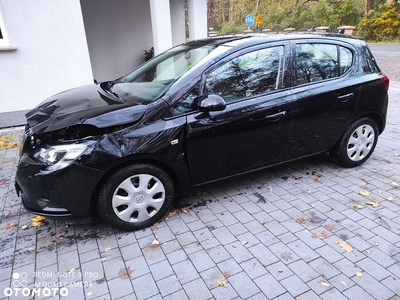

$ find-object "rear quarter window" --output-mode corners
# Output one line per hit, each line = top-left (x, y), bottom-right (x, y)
(360, 46), (381, 74)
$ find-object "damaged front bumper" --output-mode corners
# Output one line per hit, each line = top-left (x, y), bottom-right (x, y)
(15, 153), (106, 218)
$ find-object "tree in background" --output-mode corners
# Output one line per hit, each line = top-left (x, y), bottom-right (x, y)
(207, 0), (400, 40)
(358, 0), (400, 40)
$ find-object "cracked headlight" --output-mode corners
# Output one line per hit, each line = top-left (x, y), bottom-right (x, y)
(33, 143), (89, 172)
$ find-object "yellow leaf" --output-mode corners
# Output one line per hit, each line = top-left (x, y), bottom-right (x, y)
(366, 201), (379, 208)
(28, 247), (35, 253)
(32, 221), (43, 227)
(31, 215), (46, 227)
(104, 247), (111, 252)
(69, 268), (75, 273)
(87, 291), (93, 296)
(181, 207), (190, 214)
(353, 205), (361, 211)
(387, 197), (394, 202)
(217, 279), (228, 288)
(268, 186), (273, 191)
(336, 240), (353, 252)
(359, 190), (370, 196)
(356, 272), (363, 277)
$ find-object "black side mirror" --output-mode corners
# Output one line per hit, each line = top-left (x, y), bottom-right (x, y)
(198, 95), (226, 112)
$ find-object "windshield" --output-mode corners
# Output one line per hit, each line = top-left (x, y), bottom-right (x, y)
(111, 43), (219, 103)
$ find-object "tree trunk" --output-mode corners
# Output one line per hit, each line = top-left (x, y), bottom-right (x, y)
(366, 0), (374, 12)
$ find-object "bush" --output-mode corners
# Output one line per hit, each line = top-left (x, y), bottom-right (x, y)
(359, 0), (400, 41)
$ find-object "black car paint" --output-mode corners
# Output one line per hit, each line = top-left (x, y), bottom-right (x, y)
(15, 33), (388, 220)
(26, 84), (147, 134)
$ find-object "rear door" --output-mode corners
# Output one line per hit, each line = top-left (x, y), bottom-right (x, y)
(288, 41), (360, 159)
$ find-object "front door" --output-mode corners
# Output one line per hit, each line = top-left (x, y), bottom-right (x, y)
(185, 44), (296, 185)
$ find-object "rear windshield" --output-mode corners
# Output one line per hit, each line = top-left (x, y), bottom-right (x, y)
(111, 44), (219, 103)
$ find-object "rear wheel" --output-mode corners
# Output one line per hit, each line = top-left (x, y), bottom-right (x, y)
(330, 118), (378, 168)
(98, 164), (174, 231)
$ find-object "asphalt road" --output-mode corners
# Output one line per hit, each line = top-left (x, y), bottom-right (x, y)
(368, 43), (400, 81)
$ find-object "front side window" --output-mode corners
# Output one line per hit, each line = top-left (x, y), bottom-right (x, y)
(206, 46), (284, 103)
(295, 43), (354, 85)
(110, 43), (221, 103)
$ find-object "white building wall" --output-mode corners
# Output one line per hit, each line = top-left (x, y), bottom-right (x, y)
(188, 0), (208, 40)
(170, 0), (186, 46)
(80, 0), (153, 82)
(149, 0), (173, 55)
(0, 0), (93, 113)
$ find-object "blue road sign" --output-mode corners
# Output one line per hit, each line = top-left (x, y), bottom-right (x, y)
(245, 14), (255, 27)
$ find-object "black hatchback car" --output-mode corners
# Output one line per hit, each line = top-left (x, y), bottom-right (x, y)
(15, 33), (389, 231)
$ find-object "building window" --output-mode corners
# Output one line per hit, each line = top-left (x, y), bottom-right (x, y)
(0, 9), (10, 47)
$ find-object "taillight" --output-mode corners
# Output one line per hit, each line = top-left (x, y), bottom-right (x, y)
(381, 74), (390, 91)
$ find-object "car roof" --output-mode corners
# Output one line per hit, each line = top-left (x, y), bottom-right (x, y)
(189, 32), (366, 49)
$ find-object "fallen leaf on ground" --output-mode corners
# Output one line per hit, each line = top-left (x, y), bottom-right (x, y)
(390, 274), (397, 280)
(0, 136), (18, 150)
(366, 201), (380, 208)
(355, 272), (363, 277)
(353, 205), (362, 211)
(167, 209), (178, 218)
(0, 181), (4, 185)
(20, 225), (28, 230)
(181, 207), (190, 214)
(54, 235), (66, 242)
(216, 279), (228, 288)
(28, 247), (35, 253)
(341, 281), (347, 286)
(325, 224), (335, 231)
(319, 281), (330, 287)
(69, 268), (75, 273)
(268, 186), (273, 191)
(387, 197), (394, 202)
(241, 241), (248, 246)
(336, 240), (353, 252)
(31, 215), (46, 227)
(87, 292), (93, 296)
(391, 182), (398, 187)
(359, 190), (370, 196)
(5, 223), (16, 229)
(150, 239), (160, 249)
(314, 177), (320, 182)
(296, 217), (305, 224)
(312, 232), (319, 238)
(104, 247), (111, 252)
(222, 271), (231, 278)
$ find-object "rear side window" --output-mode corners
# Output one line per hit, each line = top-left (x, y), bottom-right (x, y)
(295, 43), (353, 85)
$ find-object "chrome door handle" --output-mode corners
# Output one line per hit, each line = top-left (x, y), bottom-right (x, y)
(337, 93), (354, 102)
(265, 111), (286, 121)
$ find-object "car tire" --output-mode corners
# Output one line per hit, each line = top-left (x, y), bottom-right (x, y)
(330, 117), (379, 168)
(98, 164), (174, 231)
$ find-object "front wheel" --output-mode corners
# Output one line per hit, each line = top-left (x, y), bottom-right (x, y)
(330, 118), (379, 168)
(98, 164), (174, 231)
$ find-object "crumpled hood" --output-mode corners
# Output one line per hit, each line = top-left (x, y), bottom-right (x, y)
(26, 84), (147, 134)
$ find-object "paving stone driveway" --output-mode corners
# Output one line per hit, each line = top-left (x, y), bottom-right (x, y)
(0, 79), (399, 299)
